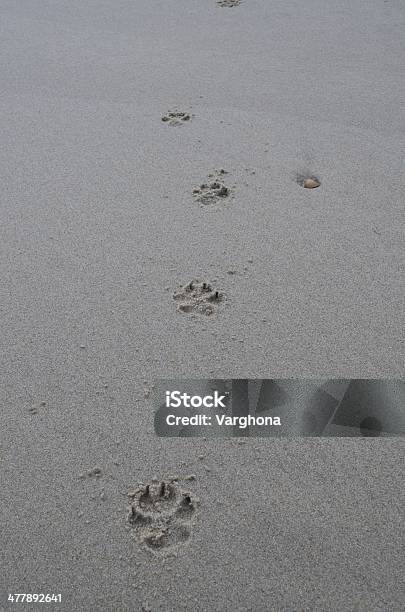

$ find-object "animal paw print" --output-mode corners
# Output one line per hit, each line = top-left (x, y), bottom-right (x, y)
(161, 111), (192, 126)
(128, 480), (198, 552)
(193, 169), (231, 205)
(173, 280), (224, 316)
(217, 0), (241, 7)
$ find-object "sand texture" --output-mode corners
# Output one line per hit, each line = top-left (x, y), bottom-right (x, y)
(1, 1), (404, 610)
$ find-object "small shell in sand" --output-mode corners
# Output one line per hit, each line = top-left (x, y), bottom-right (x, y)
(303, 178), (320, 189)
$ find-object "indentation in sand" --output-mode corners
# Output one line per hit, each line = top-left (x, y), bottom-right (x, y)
(29, 400), (47, 415)
(79, 466), (102, 479)
(161, 111), (192, 126)
(173, 280), (224, 316)
(193, 169), (231, 205)
(128, 480), (198, 553)
(217, 0), (241, 7)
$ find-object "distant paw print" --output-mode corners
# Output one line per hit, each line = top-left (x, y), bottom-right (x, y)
(128, 480), (198, 552)
(217, 0), (241, 7)
(161, 111), (192, 126)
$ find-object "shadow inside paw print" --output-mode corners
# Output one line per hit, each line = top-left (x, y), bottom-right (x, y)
(173, 280), (224, 316)
(128, 480), (198, 552)
(162, 111), (192, 126)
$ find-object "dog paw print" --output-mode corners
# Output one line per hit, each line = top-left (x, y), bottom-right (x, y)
(193, 170), (231, 205)
(128, 480), (198, 553)
(161, 111), (192, 126)
(217, 0), (242, 7)
(173, 280), (224, 316)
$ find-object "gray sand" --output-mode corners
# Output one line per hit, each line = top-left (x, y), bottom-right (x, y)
(0, 1), (404, 610)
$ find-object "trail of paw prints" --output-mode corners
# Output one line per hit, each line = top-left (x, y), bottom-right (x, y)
(217, 0), (242, 7)
(128, 479), (198, 553)
(193, 169), (232, 206)
(173, 280), (224, 316)
(161, 110), (192, 126)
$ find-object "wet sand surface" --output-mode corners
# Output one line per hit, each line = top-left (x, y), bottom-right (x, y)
(1, 1), (404, 610)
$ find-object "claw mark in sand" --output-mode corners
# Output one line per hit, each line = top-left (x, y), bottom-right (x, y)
(161, 111), (192, 126)
(173, 280), (224, 316)
(128, 479), (198, 553)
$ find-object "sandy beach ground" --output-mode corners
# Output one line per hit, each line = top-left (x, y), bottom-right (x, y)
(1, 1), (404, 610)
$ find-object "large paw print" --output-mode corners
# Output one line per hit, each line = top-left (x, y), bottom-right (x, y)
(128, 480), (198, 552)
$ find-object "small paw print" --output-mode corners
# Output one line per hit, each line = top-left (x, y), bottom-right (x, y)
(217, 0), (242, 7)
(161, 111), (192, 126)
